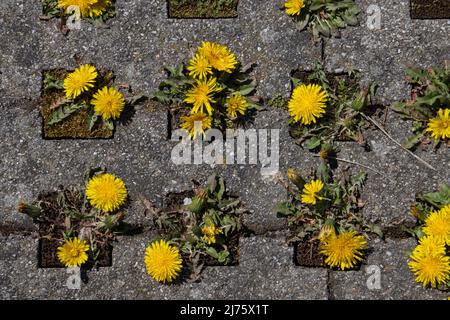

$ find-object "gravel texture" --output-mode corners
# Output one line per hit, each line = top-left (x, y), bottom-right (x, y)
(0, 0), (449, 300)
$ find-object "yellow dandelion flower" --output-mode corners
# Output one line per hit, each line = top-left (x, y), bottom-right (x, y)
(58, 0), (98, 17)
(145, 240), (182, 283)
(198, 41), (237, 73)
(180, 112), (212, 139)
(288, 83), (328, 125)
(91, 87), (125, 121)
(184, 77), (220, 115)
(226, 92), (248, 118)
(88, 0), (111, 17)
(187, 53), (212, 80)
(426, 108), (450, 140)
(57, 237), (89, 267)
(409, 250), (450, 288)
(85, 173), (127, 212)
(414, 236), (447, 256)
(320, 230), (367, 270)
(301, 179), (324, 205)
(201, 224), (223, 245)
(423, 205), (450, 245)
(63, 64), (98, 100)
(285, 0), (305, 16)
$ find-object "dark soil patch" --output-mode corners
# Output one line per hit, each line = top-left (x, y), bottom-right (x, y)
(41, 69), (115, 139)
(160, 190), (241, 267)
(38, 238), (112, 268)
(168, 0), (239, 18)
(36, 189), (113, 268)
(288, 69), (360, 144)
(290, 70), (359, 94)
(167, 103), (257, 141)
(411, 0), (450, 19)
(163, 190), (196, 210)
(382, 225), (413, 239)
(294, 239), (326, 268)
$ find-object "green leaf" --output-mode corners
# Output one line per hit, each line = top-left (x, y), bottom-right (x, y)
(48, 103), (85, 125)
(296, 13), (310, 31)
(317, 162), (330, 183)
(415, 93), (443, 106)
(237, 82), (256, 96)
(127, 94), (146, 106)
(42, 0), (61, 17)
(276, 202), (295, 217)
(217, 178), (226, 201)
(291, 77), (302, 87)
(152, 91), (171, 104)
(246, 100), (263, 110)
(205, 247), (220, 259)
(421, 184), (450, 208)
(305, 136), (321, 150)
(217, 250), (230, 264)
(316, 19), (331, 37)
(367, 224), (383, 238)
(405, 68), (425, 82)
(343, 11), (358, 26)
(104, 119), (114, 131)
(401, 134), (422, 150)
(309, 3), (326, 11)
(43, 73), (64, 91)
(88, 112), (99, 131)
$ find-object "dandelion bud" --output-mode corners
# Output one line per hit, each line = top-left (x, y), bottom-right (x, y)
(410, 205), (427, 222)
(287, 168), (306, 190)
(319, 149), (328, 160)
(319, 220), (336, 241)
(18, 201), (42, 218)
(188, 196), (205, 214)
(351, 89), (369, 112)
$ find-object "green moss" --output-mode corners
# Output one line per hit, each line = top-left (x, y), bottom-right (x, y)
(168, 0), (239, 18)
(41, 69), (115, 139)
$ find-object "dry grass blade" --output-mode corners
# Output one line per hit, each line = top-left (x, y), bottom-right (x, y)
(312, 154), (396, 183)
(361, 113), (437, 172)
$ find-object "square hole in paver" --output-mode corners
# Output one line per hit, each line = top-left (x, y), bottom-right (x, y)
(411, 0), (450, 19)
(167, 106), (258, 141)
(38, 238), (112, 268)
(168, 0), (239, 18)
(160, 190), (241, 267)
(41, 69), (115, 139)
(294, 240), (325, 268)
(41, 0), (117, 27)
(35, 190), (113, 268)
(288, 69), (363, 144)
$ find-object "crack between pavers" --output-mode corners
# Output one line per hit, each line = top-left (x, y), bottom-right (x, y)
(326, 269), (335, 300)
(320, 38), (325, 63)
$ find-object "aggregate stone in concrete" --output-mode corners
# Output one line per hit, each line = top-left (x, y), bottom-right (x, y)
(335, 124), (449, 227)
(1, 0), (450, 300)
(161, 107), (323, 234)
(0, 1), (42, 99)
(0, 234), (328, 299)
(0, 98), (174, 227)
(321, 0), (450, 227)
(324, 0), (450, 105)
(329, 238), (449, 300)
